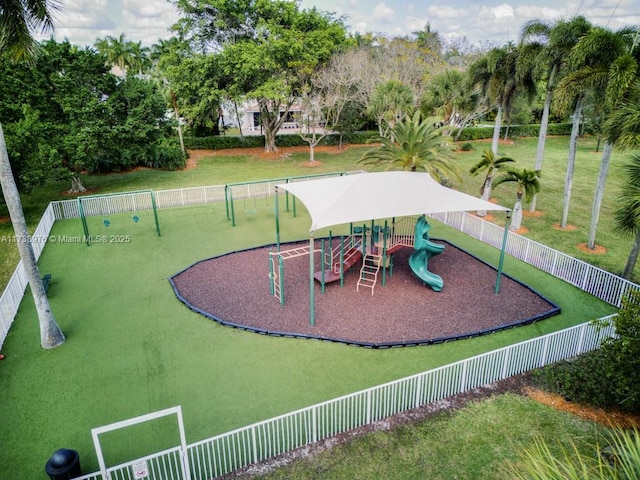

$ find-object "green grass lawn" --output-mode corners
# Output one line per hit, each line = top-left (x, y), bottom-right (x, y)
(2, 135), (638, 290)
(0, 134), (635, 479)
(0, 198), (616, 479)
(251, 394), (609, 480)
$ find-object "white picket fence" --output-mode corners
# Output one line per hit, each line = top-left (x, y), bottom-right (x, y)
(0, 176), (633, 479)
(74, 316), (616, 480)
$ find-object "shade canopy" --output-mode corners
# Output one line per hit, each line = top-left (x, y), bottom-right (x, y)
(277, 171), (510, 232)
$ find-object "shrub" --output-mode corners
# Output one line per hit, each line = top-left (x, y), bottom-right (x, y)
(460, 142), (474, 151)
(534, 289), (640, 413)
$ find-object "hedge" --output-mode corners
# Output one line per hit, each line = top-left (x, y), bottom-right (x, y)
(454, 123), (574, 141)
(183, 131), (381, 150)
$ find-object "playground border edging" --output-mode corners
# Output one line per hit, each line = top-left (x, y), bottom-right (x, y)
(168, 238), (561, 349)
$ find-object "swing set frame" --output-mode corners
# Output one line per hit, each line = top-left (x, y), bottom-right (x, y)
(77, 189), (161, 245)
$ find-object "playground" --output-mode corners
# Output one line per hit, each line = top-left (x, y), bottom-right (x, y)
(171, 220), (560, 347)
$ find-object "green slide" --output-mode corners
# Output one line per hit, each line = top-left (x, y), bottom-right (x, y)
(408, 217), (445, 291)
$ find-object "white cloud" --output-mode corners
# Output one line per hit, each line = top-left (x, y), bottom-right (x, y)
(373, 3), (395, 24)
(490, 3), (515, 19)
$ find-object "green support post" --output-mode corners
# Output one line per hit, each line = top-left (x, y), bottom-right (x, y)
(309, 233), (315, 326)
(495, 211), (512, 294)
(150, 190), (161, 237)
(78, 198), (90, 245)
(279, 255), (285, 306)
(339, 236), (345, 288)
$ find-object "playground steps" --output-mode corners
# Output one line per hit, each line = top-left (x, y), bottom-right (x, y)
(314, 247), (362, 284)
(332, 246), (361, 274)
(357, 254), (381, 295)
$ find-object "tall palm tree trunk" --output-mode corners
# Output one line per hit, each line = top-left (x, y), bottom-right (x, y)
(0, 124), (64, 349)
(491, 105), (502, 155)
(561, 97), (584, 228)
(528, 81), (553, 212)
(623, 232), (640, 279)
(587, 141), (614, 249)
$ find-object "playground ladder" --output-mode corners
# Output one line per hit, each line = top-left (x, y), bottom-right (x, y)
(357, 254), (381, 295)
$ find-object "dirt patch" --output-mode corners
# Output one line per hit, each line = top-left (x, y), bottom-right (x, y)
(524, 210), (544, 218)
(553, 223), (578, 231)
(511, 226), (530, 235)
(577, 242), (607, 254)
(524, 388), (640, 429)
(188, 144), (358, 161)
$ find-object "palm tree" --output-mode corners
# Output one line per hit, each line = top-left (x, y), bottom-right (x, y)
(467, 44), (536, 155)
(519, 16), (592, 213)
(358, 112), (460, 185)
(0, 0), (65, 348)
(493, 168), (541, 231)
(0, 0), (60, 60)
(559, 26), (639, 249)
(366, 80), (415, 138)
(615, 154), (640, 280)
(94, 33), (151, 74)
(469, 149), (515, 217)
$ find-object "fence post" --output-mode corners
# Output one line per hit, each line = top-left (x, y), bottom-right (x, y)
(540, 336), (550, 368)
(251, 425), (258, 464)
(414, 376), (422, 409)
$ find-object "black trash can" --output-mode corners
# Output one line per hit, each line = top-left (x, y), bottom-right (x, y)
(45, 449), (81, 480)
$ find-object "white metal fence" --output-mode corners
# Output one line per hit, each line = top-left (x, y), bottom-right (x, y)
(0, 175), (633, 478)
(430, 211), (636, 307)
(75, 316), (616, 480)
(0, 202), (56, 346)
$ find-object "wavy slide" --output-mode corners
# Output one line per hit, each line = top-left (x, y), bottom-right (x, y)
(409, 217), (445, 291)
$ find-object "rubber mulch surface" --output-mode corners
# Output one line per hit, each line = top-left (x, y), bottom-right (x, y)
(170, 240), (560, 347)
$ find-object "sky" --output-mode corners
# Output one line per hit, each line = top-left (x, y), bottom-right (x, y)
(38, 0), (639, 48)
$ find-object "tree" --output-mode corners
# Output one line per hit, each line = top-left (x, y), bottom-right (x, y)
(519, 16), (592, 212)
(0, 0), (65, 348)
(94, 33), (151, 74)
(614, 153), (640, 280)
(493, 168), (541, 231)
(367, 80), (415, 137)
(357, 112), (460, 185)
(469, 149), (515, 217)
(468, 44), (536, 155)
(150, 37), (193, 154)
(0, 0), (60, 60)
(558, 26), (639, 249)
(412, 23), (443, 58)
(172, 0), (349, 152)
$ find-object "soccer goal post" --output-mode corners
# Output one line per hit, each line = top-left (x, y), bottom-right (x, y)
(77, 189), (161, 245)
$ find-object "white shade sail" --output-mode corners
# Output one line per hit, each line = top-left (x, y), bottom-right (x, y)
(277, 171), (510, 232)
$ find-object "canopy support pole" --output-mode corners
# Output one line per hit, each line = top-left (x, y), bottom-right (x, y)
(309, 232), (315, 326)
(494, 211), (512, 294)
(275, 188), (281, 251)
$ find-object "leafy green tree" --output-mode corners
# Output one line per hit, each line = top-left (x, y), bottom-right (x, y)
(614, 154), (640, 279)
(172, 0), (349, 152)
(358, 112), (460, 184)
(0, 0), (64, 348)
(469, 149), (515, 216)
(493, 167), (541, 231)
